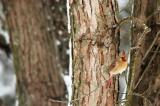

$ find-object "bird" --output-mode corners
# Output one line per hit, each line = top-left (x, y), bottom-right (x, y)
(106, 50), (128, 88)
(109, 50), (128, 77)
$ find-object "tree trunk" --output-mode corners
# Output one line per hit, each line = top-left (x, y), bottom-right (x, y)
(3, 0), (67, 106)
(71, 0), (119, 106)
(127, 0), (160, 106)
(49, 0), (69, 74)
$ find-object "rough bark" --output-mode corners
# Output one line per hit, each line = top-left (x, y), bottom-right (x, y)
(71, 0), (119, 106)
(3, 0), (67, 106)
(127, 0), (160, 106)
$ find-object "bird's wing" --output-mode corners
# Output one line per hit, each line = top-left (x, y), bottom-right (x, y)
(109, 59), (117, 71)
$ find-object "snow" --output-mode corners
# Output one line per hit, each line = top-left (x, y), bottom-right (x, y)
(0, 1), (17, 105)
(0, 49), (17, 106)
(63, 74), (72, 100)
(0, 61), (3, 75)
(0, 30), (10, 44)
(51, 6), (55, 11)
(58, 30), (63, 35)
(66, 49), (70, 55)
(56, 0), (60, 2)
(66, 1), (72, 106)
(46, 27), (51, 32)
(68, 38), (72, 106)
(55, 39), (61, 46)
(63, 38), (72, 106)
(0, 3), (5, 21)
(67, 0), (71, 33)
(0, 74), (16, 97)
(46, 15), (52, 20)
(0, 2), (10, 44)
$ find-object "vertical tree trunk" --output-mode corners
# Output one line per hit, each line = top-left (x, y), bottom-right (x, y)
(128, 0), (160, 106)
(49, 0), (69, 74)
(71, 0), (119, 105)
(3, 0), (67, 106)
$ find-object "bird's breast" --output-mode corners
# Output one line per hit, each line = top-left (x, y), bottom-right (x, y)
(109, 62), (127, 76)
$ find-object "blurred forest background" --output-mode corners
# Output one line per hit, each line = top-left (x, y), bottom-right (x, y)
(0, 0), (69, 106)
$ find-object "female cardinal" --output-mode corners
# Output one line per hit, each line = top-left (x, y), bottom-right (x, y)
(109, 50), (128, 77)
(106, 50), (128, 88)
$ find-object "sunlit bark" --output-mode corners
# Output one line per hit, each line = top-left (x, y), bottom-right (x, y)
(71, 0), (119, 105)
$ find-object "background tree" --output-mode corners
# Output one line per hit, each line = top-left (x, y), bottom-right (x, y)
(2, 0), (67, 106)
(71, 0), (120, 105)
(127, 0), (160, 106)
(49, 0), (69, 75)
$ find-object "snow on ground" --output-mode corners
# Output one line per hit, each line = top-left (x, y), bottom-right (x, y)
(63, 38), (72, 106)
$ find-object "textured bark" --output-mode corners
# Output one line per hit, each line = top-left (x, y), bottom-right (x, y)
(71, 0), (119, 106)
(3, 0), (67, 106)
(128, 0), (160, 106)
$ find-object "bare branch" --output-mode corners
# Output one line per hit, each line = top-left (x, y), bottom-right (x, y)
(146, 9), (160, 22)
(134, 39), (160, 90)
(142, 31), (160, 62)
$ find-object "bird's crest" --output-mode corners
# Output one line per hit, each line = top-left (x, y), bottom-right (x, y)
(120, 50), (127, 61)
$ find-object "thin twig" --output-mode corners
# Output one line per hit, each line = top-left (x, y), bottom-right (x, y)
(116, 92), (152, 105)
(48, 85), (153, 105)
(115, 16), (149, 36)
(146, 9), (160, 22)
(142, 31), (160, 62)
(70, 78), (110, 104)
(132, 93), (152, 105)
(116, 16), (151, 51)
(151, 50), (160, 53)
(134, 41), (160, 90)
(48, 81), (129, 104)
(48, 99), (68, 104)
(116, 98), (127, 104)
